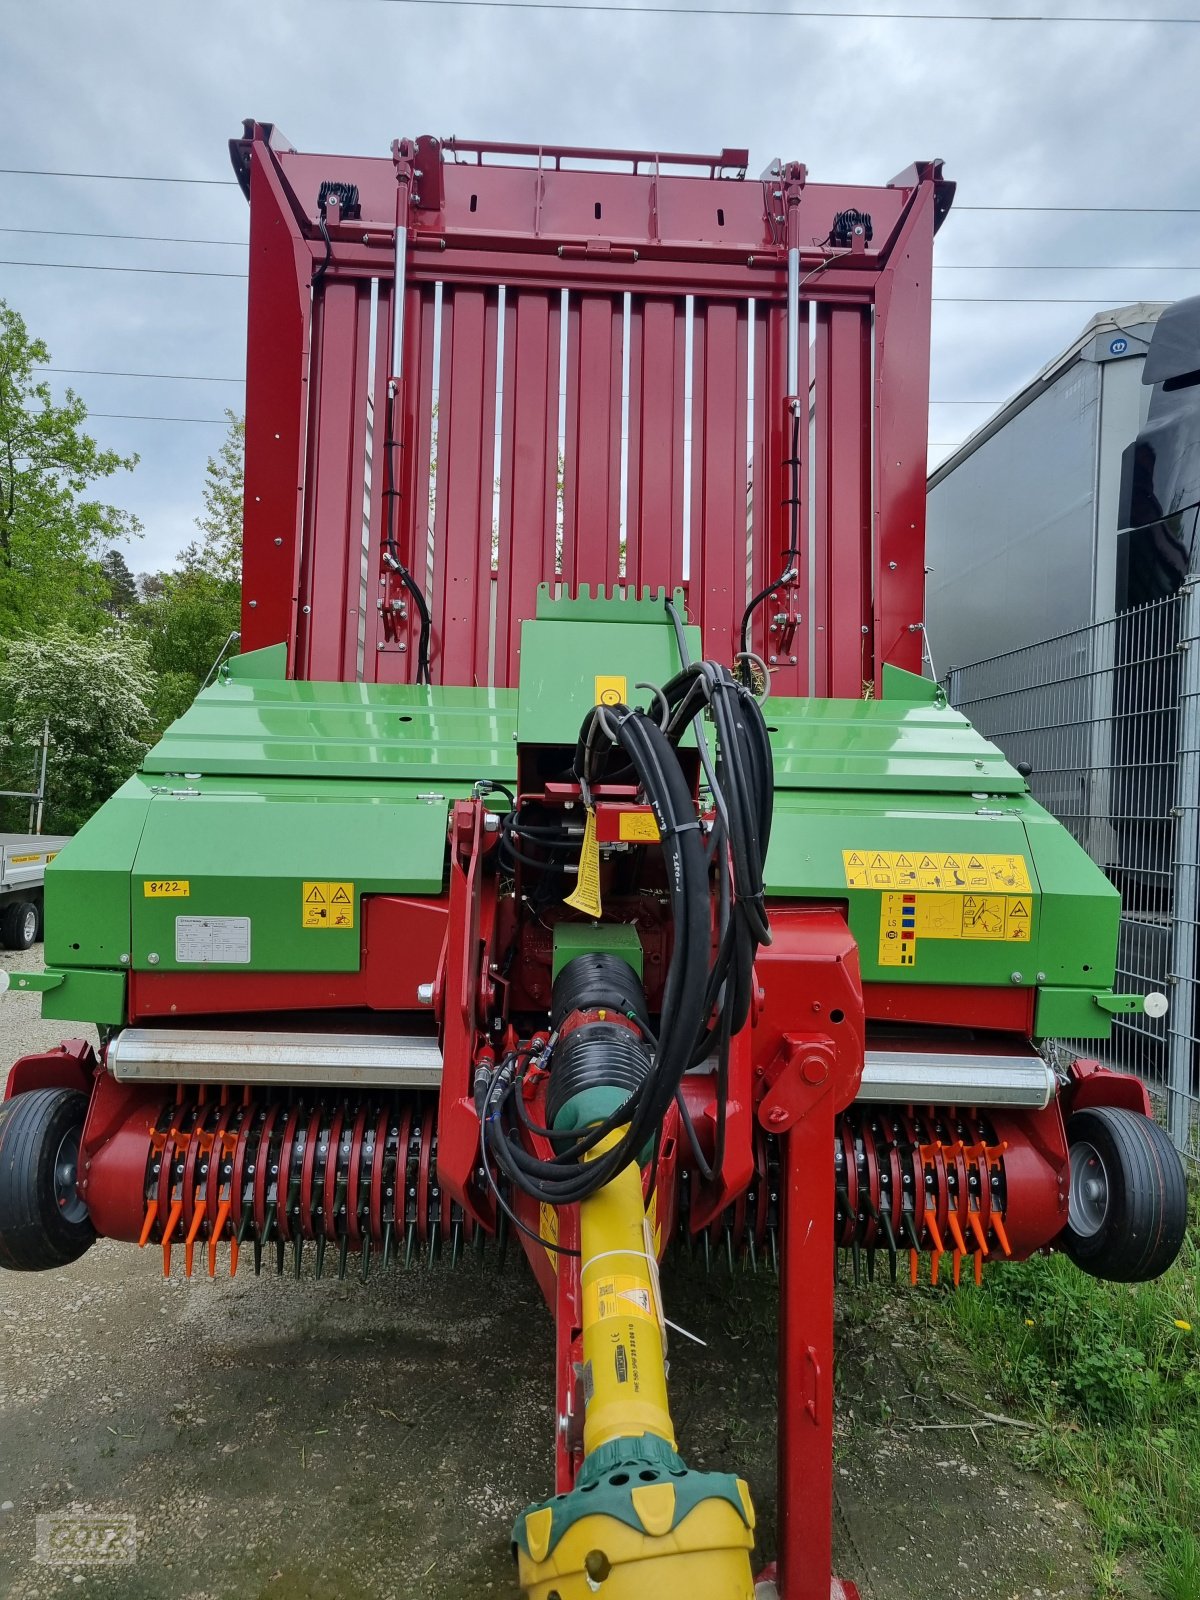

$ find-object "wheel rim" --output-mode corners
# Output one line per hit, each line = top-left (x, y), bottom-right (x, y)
(22, 907), (36, 944)
(1068, 1139), (1109, 1238)
(53, 1126), (88, 1225)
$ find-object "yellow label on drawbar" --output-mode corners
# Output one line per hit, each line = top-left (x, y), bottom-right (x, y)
(618, 810), (660, 843)
(540, 1202), (559, 1274)
(878, 890), (1032, 966)
(844, 850), (1031, 894)
(301, 881), (356, 930)
(144, 880), (190, 898)
(594, 674), (628, 709)
(584, 1273), (656, 1326)
(564, 808), (603, 918)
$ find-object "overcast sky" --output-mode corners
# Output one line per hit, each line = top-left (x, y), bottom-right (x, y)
(5, 0), (1200, 574)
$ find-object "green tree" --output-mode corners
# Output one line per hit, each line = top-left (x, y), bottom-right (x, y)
(0, 300), (140, 636)
(101, 547), (138, 618)
(180, 409), (243, 580)
(139, 412), (243, 730)
(0, 626), (155, 832)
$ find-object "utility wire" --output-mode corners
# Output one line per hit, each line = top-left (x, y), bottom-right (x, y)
(86, 412), (230, 425)
(35, 366), (244, 383)
(0, 260), (243, 280)
(0, 226), (244, 247)
(1, 258), (1189, 307)
(5, 228), (1199, 269)
(0, 167), (237, 186)
(347, 0), (1200, 21)
(2, 168), (1200, 217)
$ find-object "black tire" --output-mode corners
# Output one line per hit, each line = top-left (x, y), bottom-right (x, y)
(0, 1089), (95, 1271)
(1, 900), (38, 952)
(33, 895), (44, 944)
(1062, 1105), (1187, 1283)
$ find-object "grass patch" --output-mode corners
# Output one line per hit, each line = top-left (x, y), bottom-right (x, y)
(920, 1186), (1200, 1598)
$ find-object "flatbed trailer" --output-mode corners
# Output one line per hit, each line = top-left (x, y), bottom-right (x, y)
(0, 835), (67, 950)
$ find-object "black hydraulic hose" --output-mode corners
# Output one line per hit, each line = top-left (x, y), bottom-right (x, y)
(381, 385), (433, 684)
(739, 404), (803, 684)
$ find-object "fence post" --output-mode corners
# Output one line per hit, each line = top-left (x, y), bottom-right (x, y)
(1167, 578), (1200, 1152)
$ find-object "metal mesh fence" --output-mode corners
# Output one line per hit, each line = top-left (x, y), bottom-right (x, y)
(946, 584), (1200, 1165)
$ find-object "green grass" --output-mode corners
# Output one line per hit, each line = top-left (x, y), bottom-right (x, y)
(920, 1185), (1200, 1598)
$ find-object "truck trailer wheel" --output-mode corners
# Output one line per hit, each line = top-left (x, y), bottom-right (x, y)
(0, 1089), (94, 1271)
(1, 900), (38, 952)
(1062, 1105), (1186, 1283)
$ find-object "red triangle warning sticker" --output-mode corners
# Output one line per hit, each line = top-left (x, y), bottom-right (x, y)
(330, 886), (352, 904)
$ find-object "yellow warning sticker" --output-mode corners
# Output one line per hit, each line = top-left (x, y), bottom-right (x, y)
(301, 881), (356, 930)
(878, 890), (1032, 966)
(540, 1202), (559, 1274)
(618, 810), (660, 843)
(584, 1273), (656, 1326)
(9, 852), (47, 864)
(594, 674), (628, 709)
(564, 808), (603, 918)
(844, 850), (1031, 894)
(143, 879), (190, 898)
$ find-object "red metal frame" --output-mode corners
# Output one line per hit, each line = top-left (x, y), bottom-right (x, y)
(230, 123), (953, 696)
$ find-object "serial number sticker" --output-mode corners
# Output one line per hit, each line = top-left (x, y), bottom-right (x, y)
(301, 881), (356, 930)
(618, 809), (660, 843)
(584, 1273), (656, 1326)
(878, 891), (1032, 967)
(844, 849), (1031, 894)
(175, 915), (251, 965)
(144, 879), (190, 898)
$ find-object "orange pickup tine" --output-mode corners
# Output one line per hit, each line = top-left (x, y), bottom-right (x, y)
(161, 1198), (183, 1277)
(184, 1203), (206, 1278)
(992, 1210), (1013, 1258)
(946, 1210), (968, 1256)
(138, 1199), (158, 1248)
(967, 1209), (989, 1255)
(208, 1199), (231, 1278)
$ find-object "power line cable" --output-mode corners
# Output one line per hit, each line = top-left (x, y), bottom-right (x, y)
(6, 227), (1199, 268)
(2, 168), (1200, 216)
(0, 259), (244, 280)
(1, 257), (1188, 306)
(86, 412), (230, 424)
(0, 226), (244, 247)
(36, 366), (243, 383)
(338, 0), (1200, 21)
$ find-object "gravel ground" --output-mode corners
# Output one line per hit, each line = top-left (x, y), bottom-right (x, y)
(0, 947), (1145, 1600)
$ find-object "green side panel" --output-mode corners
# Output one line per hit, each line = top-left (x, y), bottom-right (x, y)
(225, 641), (288, 680)
(882, 663), (944, 704)
(1020, 805), (1119, 992)
(143, 680), (516, 784)
(129, 780), (460, 973)
(41, 969), (126, 1027)
(552, 922), (644, 982)
(44, 776), (154, 969)
(534, 583), (688, 622)
(765, 788), (1118, 1023)
(1036, 987), (1113, 1041)
(518, 597), (700, 747)
(764, 696), (1024, 795)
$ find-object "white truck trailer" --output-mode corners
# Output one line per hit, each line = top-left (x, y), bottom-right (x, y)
(0, 836), (68, 950)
